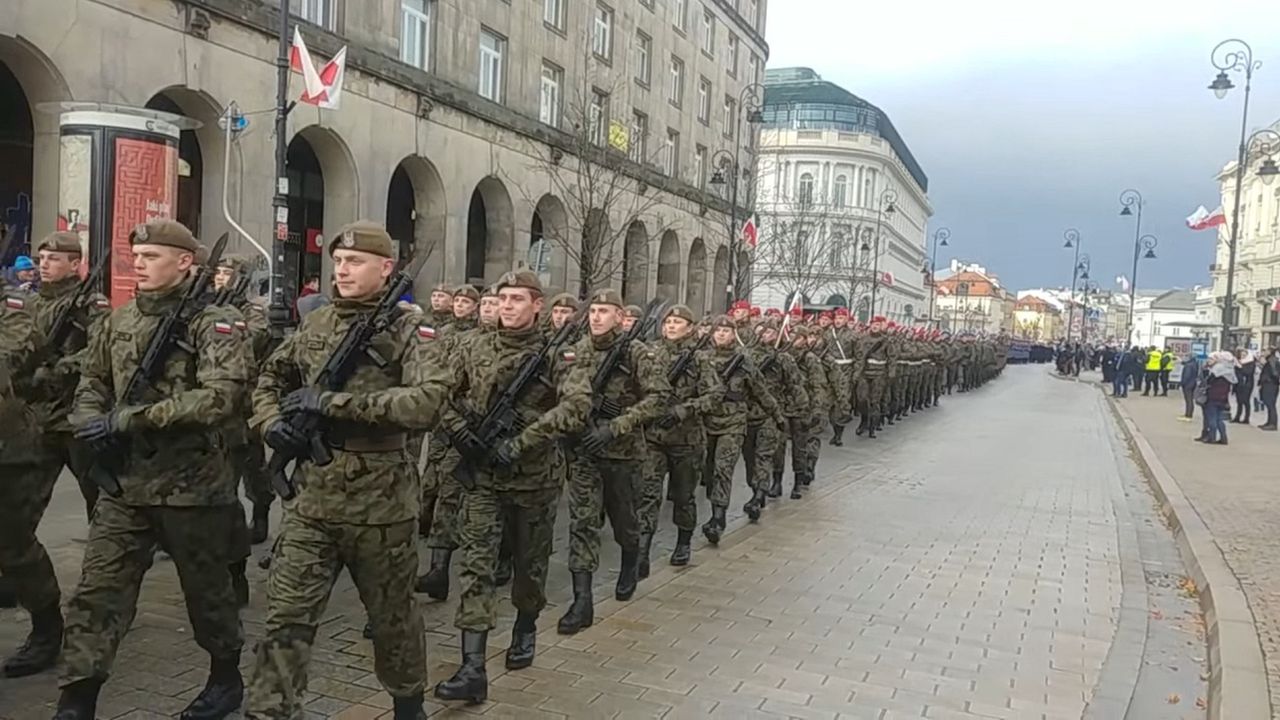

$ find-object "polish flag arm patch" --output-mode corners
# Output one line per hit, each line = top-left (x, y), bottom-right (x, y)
(562, 350), (577, 362)
(214, 321), (235, 335)
(418, 325), (437, 340)
(5, 296), (24, 310)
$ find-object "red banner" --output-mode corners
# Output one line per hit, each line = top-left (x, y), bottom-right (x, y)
(109, 137), (178, 306)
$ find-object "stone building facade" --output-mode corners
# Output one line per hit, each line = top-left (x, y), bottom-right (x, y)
(1, 0), (769, 312)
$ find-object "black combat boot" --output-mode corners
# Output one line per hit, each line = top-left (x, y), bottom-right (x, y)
(557, 571), (594, 634)
(250, 502), (270, 545)
(180, 653), (243, 720)
(415, 548), (452, 600)
(616, 547), (640, 601)
(670, 529), (693, 566)
(743, 488), (766, 522)
(433, 630), (488, 704)
(767, 472), (784, 498)
(505, 611), (537, 670)
(53, 678), (102, 720)
(392, 691), (428, 720)
(702, 505), (726, 545)
(800, 470), (812, 487)
(790, 475), (803, 500)
(637, 532), (653, 580)
(2, 602), (63, 677)
(829, 425), (844, 446)
(230, 559), (249, 608)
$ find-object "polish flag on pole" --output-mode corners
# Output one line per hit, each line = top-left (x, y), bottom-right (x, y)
(1185, 205), (1227, 231)
(1115, 275), (1130, 292)
(290, 28), (347, 110)
(740, 215), (758, 248)
(1272, 297), (1280, 313)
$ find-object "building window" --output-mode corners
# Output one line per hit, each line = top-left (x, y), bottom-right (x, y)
(695, 145), (708, 188)
(543, 0), (565, 30)
(634, 31), (652, 86)
(589, 89), (609, 146)
(593, 3), (614, 61)
(749, 53), (762, 84)
(726, 33), (739, 77)
(400, 0), (432, 70)
(298, 0), (334, 30)
(630, 111), (648, 163)
(833, 175), (848, 208)
(664, 129), (680, 177)
(674, 0), (688, 32)
(798, 173), (815, 205)
(669, 56), (685, 107)
(723, 96), (737, 139)
(539, 62), (563, 127)
(701, 9), (716, 55)
(697, 77), (712, 124)
(478, 29), (506, 102)
(748, 0), (758, 29)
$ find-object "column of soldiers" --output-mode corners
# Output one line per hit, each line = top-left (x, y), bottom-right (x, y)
(0, 216), (1009, 720)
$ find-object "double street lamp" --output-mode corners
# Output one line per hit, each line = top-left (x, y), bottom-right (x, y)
(1119, 189), (1159, 344)
(925, 227), (950, 328)
(1063, 228), (1084, 343)
(709, 82), (766, 310)
(867, 188), (898, 319)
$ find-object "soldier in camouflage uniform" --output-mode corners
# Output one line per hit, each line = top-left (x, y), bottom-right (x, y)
(415, 284), (481, 600)
(622, 304), (643, 333)
(559, 290), (669, 635)
(702, 315), (782, 541)
(642, 305), (721, 570)
(0, 264), (58, 678)
(245, 221), (452, 720)
(433, 270), (591, 704)
(213, 255), (274, 543)
(743, 321), (797, 513)
(417, 283), (455, 539)
(825, 308), (857, 445)
(854, 316), (893, 438)
(788, 327), (831, 494)
(56, 220), (249, 720)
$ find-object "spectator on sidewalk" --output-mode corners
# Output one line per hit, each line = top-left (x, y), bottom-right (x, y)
(1159, 347), (1175, 396)
(1101, 345), (1117, 384)
(1259, 346), (1279, 431)
(1142, 346), (1161, 396)
(1123, 346), (1145, 397)
(1178, 351), (1201, 422)
(1112, 347), (1130, 397)
(1199, 351), (1237, 445)
(1232, 348), (1256, 424)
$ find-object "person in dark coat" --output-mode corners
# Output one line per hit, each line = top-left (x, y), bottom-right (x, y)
(1232, 349), (1256, 424)
(1178, 353), (1201, 421)
(1259, 346), (1279, 431)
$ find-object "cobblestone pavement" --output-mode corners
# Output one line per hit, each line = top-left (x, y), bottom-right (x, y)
(1, 367), (1201, 719)
(1116, 388), (1279, 714)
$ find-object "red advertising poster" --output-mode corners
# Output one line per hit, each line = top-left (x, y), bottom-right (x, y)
(109, 137), (178, 306)
(306, 228), (323, 255)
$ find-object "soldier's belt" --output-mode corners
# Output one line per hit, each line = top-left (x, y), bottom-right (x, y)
(333, 433), (407, 453)
(867, 359), (887, 366)
(833, 359), (854, 366)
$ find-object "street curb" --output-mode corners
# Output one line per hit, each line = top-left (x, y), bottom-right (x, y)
(1103, 393), (1272, 720)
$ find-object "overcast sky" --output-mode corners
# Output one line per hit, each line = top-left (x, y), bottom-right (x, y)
(766, 0), (1280, 293)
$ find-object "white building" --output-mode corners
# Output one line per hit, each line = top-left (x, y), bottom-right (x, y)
(747, 67), (932, 322)
(1130, 289), (1197, 350)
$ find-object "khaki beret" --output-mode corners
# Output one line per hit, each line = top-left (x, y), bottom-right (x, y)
(454, 285), (480, 302)
(665, 304), (696, 323)
(587, 288), (624, 308)
(36, 232), (84, 256)
(130, 219), (199, 253)
(216, 254), (253, 273)
(624, 304), (643, 318)
(711, 314), (734, 329)
(548, 292), (579, 309)
(328, 220), (394, 258)
(431, 282), (455, 296)
(495, 269), (544, 295)
(481, 284), (499, 298)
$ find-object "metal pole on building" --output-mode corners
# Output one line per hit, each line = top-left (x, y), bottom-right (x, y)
(269, 0), (295, 333)
(1063, 228), (1081, 343)
(869, 188), (897, 319)
(927, 227), (950, 327)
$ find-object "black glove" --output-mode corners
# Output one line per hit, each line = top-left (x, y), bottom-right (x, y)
(264, 418), (309, 454)
(582, 426), (615, 455)
(280, 387), (326, 419)
(656, 412), (679, 429)
(595, 397), (624, 418)
(449, 425), (485, 458)
(493, 438), (519, 467)
(74, 408), (138, 445)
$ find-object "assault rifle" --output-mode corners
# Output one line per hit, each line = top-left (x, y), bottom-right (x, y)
(667, 333), (711, 384)
(589, 297), (666, 422)
(269, 251), (429, 500)
(45, 248), (110, 353)
(719, 350), (747, 382)
(451, 309), (589, 490)
(211, 270), (251, 307)
(85, 234), (229, 497)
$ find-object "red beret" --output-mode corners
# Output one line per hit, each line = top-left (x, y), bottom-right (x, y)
(834, 307), (850, 317)
(749, 306), (761, 317)
(872, 316), (887, 324)
(789, 306), (804, 317)
(730, 300), (750, 311)
(765, 308), (782, 317)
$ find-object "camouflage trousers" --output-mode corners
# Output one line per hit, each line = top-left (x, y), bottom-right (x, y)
(828, 364), (855, 426)
(426, 447), (463, 550)
(857, 374), (886, 425)
(773, 416), (816, 477)
(742, 422), (780, 493)
(455, 484), (560, 631)
(61, 497), (245, 686)
(0, 457), (62, 614)
(567, 456), (641, 572)
(232, 439), (274, 508)
(419, 434), (451, 537)
(703, 432), (744, 508)
(641, 443), (700, 533)
(247, 515), (423, 717)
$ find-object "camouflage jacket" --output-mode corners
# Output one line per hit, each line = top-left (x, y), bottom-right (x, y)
(253, 295), (450, 524)
(442, 323), (591, 490)
(857, 332), (894, 378)
(579, 330), (670, 460)
(0, 285), (45, 464)
(233, 297), (272, 369)
(792, 347), (833, 415)
(754, 345), (808, 421)
(72, 281), (248, 506)
(29, 276), (110, 433)
(705, 344), (779, 435)
(647, 335), (722, 448)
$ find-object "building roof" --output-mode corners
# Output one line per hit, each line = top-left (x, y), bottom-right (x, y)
(762, 68), (928, 192)
(1015, 296), (1061, 314)
(937, 270), (1000, 298)
(1148, 289), (1195, 312)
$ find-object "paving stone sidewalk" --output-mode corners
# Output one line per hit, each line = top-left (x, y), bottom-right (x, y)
(1, 368), (1163, 718)
(1116, 391), (1280, 715)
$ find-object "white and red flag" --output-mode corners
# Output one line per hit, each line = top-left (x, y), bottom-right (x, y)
(290, 28), (347, 109)
(1186, 205), (1226, 231)
(741, 215), (758, 248)
(1272, 297), (1280, 313)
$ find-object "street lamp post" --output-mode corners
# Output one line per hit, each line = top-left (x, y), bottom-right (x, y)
(868, 188), (898, 319)
(1063, 228), (1082, 343)
(926, 227), (950, 328)
(1118, 189), (1145, 343)
(710, 82), (765, 311)
(1081, 279), (1100, 345)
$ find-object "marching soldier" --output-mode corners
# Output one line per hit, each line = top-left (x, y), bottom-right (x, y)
(826, 308), (856, 445)
(642, 305), (721, 570)
(416, 284), (458, 541)
(622, 304), (643, 333)
(246, 221), (451, 720)
(559, 290), (669, 635)
(789, 327), (831, 493)
(57, 220), (249, 720)
(432, 270), (591, 703)
(855, 316), (893, 438)
(742, 321), (794, 516)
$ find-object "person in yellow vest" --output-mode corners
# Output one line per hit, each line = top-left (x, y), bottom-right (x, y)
(1142, 346), (1162, 396)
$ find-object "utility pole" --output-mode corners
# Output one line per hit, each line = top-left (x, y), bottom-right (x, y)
(269, 0), (294, 333)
